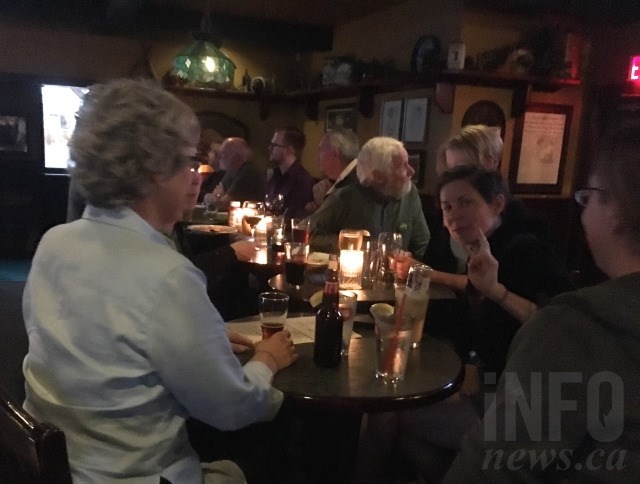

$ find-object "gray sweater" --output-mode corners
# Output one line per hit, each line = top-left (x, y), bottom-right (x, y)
(445, 271), (640, 482)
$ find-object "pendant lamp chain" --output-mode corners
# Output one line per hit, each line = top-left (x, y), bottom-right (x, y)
(201, 0), (213, 35)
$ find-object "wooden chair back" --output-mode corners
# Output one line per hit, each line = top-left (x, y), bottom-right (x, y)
(0, 387), (72, 484)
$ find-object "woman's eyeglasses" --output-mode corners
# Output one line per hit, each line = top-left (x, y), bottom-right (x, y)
(188, 156), (201, 172)
(574, 187), (607, 207)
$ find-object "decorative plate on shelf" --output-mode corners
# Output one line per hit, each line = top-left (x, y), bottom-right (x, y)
(411, 35), (441, 75)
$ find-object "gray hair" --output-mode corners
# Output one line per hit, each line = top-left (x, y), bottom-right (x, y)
(69, 79), (200, 208)
(356, 137), (405, 185)
(325, 128), (359, 164)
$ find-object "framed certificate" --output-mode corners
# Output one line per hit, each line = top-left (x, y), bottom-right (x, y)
(509, 103), (573, 194)
(402, 97), (429, 143)
(379, 100), (403, 139)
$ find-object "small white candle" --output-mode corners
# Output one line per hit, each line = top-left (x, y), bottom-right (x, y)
(339, 249), (364, 289)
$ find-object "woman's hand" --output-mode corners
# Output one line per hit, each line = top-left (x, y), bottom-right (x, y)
(227, 331), (254, 353)
(230, 240), (259, 262)
(253, 330), (298, 373)
(465, 228), (503, 301)
(393, 251), (413, 284)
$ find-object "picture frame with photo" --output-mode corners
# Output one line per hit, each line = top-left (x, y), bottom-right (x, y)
(379, 100), (403, 139)
(325, 104), (358, 132)
(407, 150), (425, 188)
(403, 97), (429, 143)
(0, 115), (28, 153)
(509, 103), (573, 194)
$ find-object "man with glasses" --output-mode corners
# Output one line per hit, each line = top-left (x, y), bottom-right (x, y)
(266, 126), (315, 218)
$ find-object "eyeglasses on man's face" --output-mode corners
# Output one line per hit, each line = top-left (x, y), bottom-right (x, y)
(268, 142), (287, 149)
(574, 187), (607, 207)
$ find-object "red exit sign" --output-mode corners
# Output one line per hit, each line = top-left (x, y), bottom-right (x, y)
(630, 56), (640, 81)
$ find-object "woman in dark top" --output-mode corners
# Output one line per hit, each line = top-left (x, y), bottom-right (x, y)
(356, 166), (572, 482)
(431, 165), (572, 374)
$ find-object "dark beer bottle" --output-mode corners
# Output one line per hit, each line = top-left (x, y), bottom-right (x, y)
(314, 257), (343, 367)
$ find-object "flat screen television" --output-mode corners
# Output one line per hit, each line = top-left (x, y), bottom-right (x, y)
(41, 84), (88, 171)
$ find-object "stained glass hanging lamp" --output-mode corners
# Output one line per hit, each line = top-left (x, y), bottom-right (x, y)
(172, 0), (236, 89)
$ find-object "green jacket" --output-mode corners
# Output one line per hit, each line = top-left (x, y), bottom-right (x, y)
(309, 183), (430, 259)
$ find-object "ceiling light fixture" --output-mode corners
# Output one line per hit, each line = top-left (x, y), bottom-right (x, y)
(172, 0), (236, 89)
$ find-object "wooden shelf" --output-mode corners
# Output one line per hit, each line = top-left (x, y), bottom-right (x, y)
(290, 71), (580, 119)
(165, 85), (301, 120)
(166, 71), (580, 120)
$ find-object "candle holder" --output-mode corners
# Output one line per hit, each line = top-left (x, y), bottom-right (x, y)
(254, 216), (271, 246)
(339, 249), (363, 289)
(228, 201), (242, 228)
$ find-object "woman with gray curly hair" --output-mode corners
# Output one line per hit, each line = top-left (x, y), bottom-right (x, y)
(22, 79), (297, 483)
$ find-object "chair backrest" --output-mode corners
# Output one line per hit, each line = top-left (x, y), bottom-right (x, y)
(0, 387), (72, 484)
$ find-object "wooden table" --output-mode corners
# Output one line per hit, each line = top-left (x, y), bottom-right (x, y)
(277, 337), (462, 481)
(273, 336), (463, 412)
(268, 272), (456, 314)
(228, 318), (463, 482)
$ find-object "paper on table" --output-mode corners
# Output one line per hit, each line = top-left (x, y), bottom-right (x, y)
(227, 316), (361, 345)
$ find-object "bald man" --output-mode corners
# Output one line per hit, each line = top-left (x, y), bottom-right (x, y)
(204, 137), (266, 210)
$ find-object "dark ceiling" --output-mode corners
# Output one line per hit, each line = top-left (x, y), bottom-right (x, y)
(2, 0), (640, 52)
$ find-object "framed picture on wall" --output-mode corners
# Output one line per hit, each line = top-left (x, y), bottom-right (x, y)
(325, 104), (358, 132)
(407, 150), (425, 188)
(509, 103), (573, 194)
(379, 100), (403, 139)
(402, 97), (429, 143)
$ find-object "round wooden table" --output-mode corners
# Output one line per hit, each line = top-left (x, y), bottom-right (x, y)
(268, 273), (456, 313)
(223, 318), (464, 482)
(263, 329), (463, 481)
(274, 336), (463, 413)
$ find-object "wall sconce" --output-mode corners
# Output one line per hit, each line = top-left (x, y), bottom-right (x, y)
(339, 249), (363, 290)
(172, 0), (236, 89)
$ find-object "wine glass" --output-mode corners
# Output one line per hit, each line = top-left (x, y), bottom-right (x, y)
(264, 193), (284, 216)
(376, 232), (403, 287)
(242, 201), (265, 238)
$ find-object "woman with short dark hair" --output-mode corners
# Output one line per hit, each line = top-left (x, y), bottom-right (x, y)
(356, 166), (570, 482)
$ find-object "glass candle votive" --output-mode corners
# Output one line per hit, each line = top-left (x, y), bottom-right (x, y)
(255, 216), (271, 246)
(339, 249), (364, 289)
(338, 229), (363, 251)
(228, 201), (242, 227)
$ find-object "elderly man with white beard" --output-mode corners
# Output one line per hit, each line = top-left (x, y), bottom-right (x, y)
(310, 136), (430, 258)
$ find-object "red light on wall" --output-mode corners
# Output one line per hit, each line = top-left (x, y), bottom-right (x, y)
(629, 56), (640, 81)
